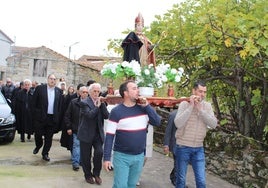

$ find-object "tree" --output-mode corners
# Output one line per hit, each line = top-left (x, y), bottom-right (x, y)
(108, 0), (268, 143)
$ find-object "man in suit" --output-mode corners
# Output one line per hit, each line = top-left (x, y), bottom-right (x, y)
(32, 74), (64, 161)
(78, 83), (109, 185)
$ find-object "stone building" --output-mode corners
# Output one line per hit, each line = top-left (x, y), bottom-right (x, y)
(72, 55), (120, 89)
(0, 29), (14, 81)
(6, 46), (120, 89)
(6, 46), (70, 85)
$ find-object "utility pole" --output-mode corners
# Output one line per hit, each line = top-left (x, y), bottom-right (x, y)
(67, 42), (79, 75)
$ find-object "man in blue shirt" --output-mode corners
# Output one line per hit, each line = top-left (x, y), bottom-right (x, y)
(103, 81), (161, 188)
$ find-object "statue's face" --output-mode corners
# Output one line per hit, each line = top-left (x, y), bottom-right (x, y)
(135, 23), (143, 33)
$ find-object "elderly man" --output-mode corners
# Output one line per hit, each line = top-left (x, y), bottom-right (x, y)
(78, 83), (109, 185)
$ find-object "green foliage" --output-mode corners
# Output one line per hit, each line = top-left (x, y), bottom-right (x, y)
(107, 0), (268, 142)
(116, 65), (136, 78)
(100, 62), (118, 79)
(251, 89), (261, 106)
(220, 119), (228, 126)
(239, 100), (246, 107)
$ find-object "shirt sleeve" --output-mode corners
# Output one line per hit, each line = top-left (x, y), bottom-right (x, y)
(199, 102), (218, 129)
(144, 105), (161, 126)
(103, 133), (115, 161)
(103, 108), (118, 161)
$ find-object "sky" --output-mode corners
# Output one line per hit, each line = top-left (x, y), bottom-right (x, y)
(0, 0), (182, 59)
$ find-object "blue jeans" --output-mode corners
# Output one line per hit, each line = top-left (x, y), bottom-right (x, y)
(175, 145), (206, 188)
(72, 133), (80, 167)
(170, 153), (177, 185)
(113, 151), (144, 188)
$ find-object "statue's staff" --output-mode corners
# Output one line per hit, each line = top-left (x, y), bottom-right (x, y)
(147, 31), (167, 58)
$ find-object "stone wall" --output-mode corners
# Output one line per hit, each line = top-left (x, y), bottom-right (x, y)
(68, 63), (102, 86)
(69, 63), (122, 91)
(5, 47), (110, 89)
(205, 131), (268, 188)
(6, 46), (70, 85)
(154, 108), (268, 188)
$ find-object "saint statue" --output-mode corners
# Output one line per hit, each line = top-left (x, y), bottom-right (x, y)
(121, 13), (156, 67)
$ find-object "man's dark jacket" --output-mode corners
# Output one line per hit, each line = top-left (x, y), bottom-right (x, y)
(64, 97), (81, 134)
(1, 84), (15, 100)
(77, 97), (109, 143)
(163, 110), (178, 154)
(60, 93), (78, 150)
(32, 84), (64, 133)
(15, 88), (35, 135)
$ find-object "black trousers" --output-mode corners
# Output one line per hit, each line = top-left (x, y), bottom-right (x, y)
(34, 115), (55, 156)
(80, 133), (103, 179)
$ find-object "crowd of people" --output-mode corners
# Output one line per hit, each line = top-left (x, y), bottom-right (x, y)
(0, 13), (218, 188)
(1, 76), (109, 181)
(0, 76), (162, 186)
(1, 76), (217, 188)
(1, 78), (38, 142)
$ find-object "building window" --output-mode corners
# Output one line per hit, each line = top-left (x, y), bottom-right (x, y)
(33, 59), (48, 77)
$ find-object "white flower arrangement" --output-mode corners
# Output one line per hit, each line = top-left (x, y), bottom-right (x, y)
(136, 64), (159, 88)
(155, 62), (184, 87)
(118, 60), (141, 78)
(101, 60), (141, 79)
(100, 62), (120, 79)
(101, 60), (184, 88)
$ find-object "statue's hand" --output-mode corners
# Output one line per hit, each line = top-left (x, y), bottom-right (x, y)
(148, 44), (155, 51)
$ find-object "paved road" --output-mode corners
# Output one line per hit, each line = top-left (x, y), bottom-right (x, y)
(0, 133), (240, 188)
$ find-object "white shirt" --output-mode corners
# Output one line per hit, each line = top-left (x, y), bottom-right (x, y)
(47, 86), (55, 114)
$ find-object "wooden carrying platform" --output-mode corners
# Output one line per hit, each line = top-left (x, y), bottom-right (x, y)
(101, 95), (190, 108)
